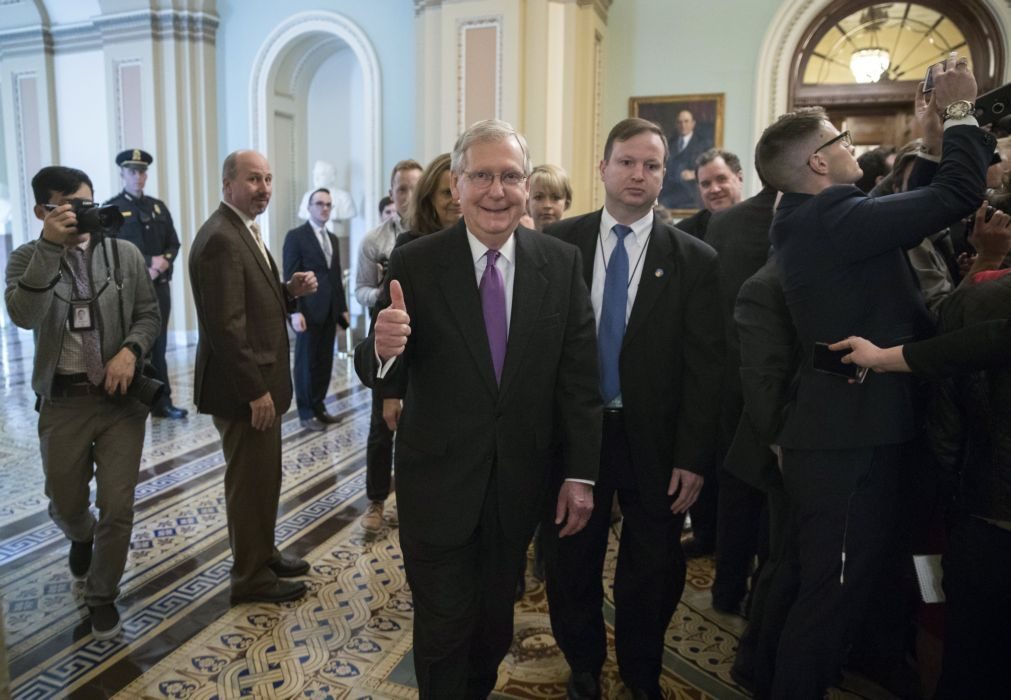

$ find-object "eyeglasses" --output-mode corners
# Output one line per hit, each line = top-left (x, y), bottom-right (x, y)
(464, 170), (528, 189)
(812, 130), (852, 155)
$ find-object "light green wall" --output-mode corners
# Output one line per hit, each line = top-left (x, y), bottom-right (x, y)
(215, 0), (417, 184)
(604, 0), (784, 192)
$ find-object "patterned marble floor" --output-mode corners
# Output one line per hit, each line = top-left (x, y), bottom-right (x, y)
(0, 323), (892, 699)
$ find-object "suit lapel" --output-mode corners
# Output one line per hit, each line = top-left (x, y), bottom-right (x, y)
(624, 220), (675, 346)
(574, 211), (601, 287)
(438, 224), (499, 397)
(220, 204), (286, 311)
(498, 228), (547, 402)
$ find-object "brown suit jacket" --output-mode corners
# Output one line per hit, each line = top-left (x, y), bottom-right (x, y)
(189, 203), (294, 420)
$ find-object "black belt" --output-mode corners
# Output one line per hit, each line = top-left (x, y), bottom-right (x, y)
(51, 373), (103, 397)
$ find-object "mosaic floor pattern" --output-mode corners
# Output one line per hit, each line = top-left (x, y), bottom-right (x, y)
(0, 326), (894, 699)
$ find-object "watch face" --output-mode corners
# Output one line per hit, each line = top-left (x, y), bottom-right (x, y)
(946, 101), (973, 119)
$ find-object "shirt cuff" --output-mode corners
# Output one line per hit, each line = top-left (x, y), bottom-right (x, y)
(943, 115), (979, 129)
(564, 478), (596, 486)
(375, 346), (398, 378)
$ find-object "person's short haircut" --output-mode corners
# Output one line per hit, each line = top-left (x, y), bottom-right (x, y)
(31, 166), (94, 205)
(390, 159), (423, 189)
(378, 195), (393, 215)
(407, 153), (453, 236)
(755, 106), (829, 193)
(603, 117), (669, 162)
(309, 187), (330, 204)
(695, 148), (742, 177)
(451, 119), (531, 176)
(855, 149), (890, 193)
(528, 164), (573, 204)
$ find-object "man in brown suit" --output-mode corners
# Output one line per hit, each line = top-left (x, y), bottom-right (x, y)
(189, 150), (318, 604)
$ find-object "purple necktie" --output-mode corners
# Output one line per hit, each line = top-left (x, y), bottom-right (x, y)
(480, 249), (507, 383)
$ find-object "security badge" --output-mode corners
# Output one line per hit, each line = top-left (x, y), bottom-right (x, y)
(69, 300), (96, 331)
(154, 203), (161, 215)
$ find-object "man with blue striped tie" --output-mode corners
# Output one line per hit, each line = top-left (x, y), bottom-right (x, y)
(542, 117), (725, 700)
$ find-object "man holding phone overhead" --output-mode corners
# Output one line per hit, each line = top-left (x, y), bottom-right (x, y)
(753, 53), (995, 698)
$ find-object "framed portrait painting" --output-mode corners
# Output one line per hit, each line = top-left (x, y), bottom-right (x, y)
(629, 93), (724, 216)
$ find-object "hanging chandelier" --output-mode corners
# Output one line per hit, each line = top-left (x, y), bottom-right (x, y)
(850, 47), (891, 83)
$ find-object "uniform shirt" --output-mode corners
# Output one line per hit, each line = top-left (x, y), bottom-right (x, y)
(104, 190), (181, 282)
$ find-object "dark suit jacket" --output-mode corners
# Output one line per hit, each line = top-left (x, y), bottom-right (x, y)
(354, 220), (601, 547)
(282, 222), (349, 328)
(661, 134), (710, 209)
(675, 208), (711, 240)
(705, 187), (778, 452)
(189, 203), (294, 419)
(547, 210), (725, 514)
(725, 258), (798, 491)
(771, 124), (996, 449)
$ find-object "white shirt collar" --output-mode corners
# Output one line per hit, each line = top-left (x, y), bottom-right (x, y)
(466, 228), (517, 267)
(222, 200), (256, 229)
(600, 207), (653, 243)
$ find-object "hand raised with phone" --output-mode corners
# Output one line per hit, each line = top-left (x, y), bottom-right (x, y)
(925, 52), (978, 115)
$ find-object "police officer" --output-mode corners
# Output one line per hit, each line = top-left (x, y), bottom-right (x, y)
(106, 149), (187, 419)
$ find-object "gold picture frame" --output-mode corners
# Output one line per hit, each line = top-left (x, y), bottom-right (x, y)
(629, 93), (725, 217)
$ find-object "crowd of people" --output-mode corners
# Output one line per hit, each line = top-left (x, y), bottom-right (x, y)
(5, 49), (1011, 699)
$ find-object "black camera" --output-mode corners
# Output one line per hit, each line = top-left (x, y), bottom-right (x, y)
(69, 198), (124, 234)
(124, 364), (166, 407)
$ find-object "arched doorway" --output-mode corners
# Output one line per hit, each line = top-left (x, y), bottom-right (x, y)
(754, 0), (1010, 157)
(249, 11), (381, 321)
(792, 1), (1004, 149)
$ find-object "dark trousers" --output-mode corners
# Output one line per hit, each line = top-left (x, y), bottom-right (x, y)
(400, 473), (528, 700)
(541, 411), (685, 698)
(736, 480), (793, 699)
(713, 469), (765, 608)
(366, 385), (394, 501)
(935, 515), (1011, 698)
(688, 466), (718, 548)
(212, 415), (283, 595)
(770, 444), (903, 699)
(293, 316), (337, 420)
(151, 281), (173, 407)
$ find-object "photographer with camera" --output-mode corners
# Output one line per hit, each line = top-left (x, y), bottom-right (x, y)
(4, 166), (160, 641)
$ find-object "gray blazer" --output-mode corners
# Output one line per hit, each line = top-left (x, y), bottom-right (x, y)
(5, 236), (161, 398)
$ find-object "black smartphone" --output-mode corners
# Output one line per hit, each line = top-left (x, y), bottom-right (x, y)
(813, 342), (869, 383)
(974, 82), (1011, 131)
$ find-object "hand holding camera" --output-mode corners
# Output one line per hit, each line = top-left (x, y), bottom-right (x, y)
(41, 203), (83, 248)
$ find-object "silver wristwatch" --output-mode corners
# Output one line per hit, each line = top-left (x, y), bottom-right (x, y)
(942, 100), (975, 121)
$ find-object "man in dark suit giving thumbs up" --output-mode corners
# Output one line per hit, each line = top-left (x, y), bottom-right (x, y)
(355, 120), (601, 699)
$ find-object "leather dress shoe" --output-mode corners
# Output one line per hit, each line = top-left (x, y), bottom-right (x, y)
(314, 409), (340, 424)
(269, 552), (310, 577)
(566, 671), (600, 700)
(230, 579), (306, 605)
(300, 417), (327, 432)
(152, 404), (188, 419)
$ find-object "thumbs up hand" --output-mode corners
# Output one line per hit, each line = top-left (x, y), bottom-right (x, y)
(375, 279), (411, 361)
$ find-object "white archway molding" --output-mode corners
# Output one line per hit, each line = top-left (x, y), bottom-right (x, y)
(753, 0), (1011, 152)
(249, 10), (381, 242)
